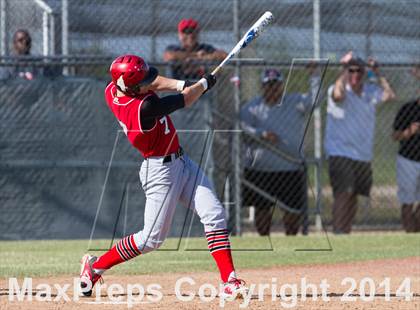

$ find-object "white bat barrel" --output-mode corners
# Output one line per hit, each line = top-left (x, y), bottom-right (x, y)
(211, 11), (274, 75)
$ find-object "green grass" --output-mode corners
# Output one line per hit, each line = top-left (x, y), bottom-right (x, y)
(0, 233), (419, 277)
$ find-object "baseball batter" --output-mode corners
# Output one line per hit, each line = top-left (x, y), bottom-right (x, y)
(79, 54), (247, 299)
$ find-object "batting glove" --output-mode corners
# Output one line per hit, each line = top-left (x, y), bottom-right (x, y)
(204, 74), (217, 90)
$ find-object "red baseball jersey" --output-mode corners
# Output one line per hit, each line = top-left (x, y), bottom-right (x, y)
(104, 83), (180, 158)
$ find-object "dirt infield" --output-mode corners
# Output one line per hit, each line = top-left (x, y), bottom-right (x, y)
(1, 257), (419, 310)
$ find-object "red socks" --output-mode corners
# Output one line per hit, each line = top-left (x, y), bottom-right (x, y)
(93, 234), (141, 271)
(206, 229), (235, 283)
(92, 230), (235, 283)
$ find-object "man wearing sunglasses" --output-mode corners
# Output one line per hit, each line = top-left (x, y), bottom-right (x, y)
(325, 51), (396, 234)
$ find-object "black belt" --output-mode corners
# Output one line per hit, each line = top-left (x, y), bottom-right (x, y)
(163, 147), (184, 163)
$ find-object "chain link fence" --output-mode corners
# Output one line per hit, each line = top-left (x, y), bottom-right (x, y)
(0, 0), (419, 239)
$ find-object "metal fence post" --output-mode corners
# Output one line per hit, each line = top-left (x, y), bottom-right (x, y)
(151, 1), (158, 61)
(313, 0), (322, 232)
(42, 11), (49, 56)
(34, 0), (53, 56)
(0, 0), (6, 56)
(365, 1), (373, 58)
(62, 0), (69, 75)
(233, 0), (242, 236)
(50, 13), (55, 55)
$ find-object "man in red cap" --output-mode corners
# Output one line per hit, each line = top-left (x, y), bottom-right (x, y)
(163, 19), (229, 212)
(164, 18), (227, 80)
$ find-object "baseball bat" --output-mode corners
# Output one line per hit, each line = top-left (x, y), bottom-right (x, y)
(211, 11), (274, 76)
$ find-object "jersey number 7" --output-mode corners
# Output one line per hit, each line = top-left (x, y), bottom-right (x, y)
(160, 116), (170, 135)
(117, 117), (170, 135)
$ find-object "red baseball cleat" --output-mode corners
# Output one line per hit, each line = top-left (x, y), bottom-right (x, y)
(79, 254), (103, 297)
(220, 278), (249, 300)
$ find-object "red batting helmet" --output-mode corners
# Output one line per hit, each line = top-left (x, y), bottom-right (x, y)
(109, 54), (158, 95)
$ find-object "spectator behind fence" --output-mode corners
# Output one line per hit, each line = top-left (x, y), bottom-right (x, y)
(0, 29), (41, 81)
(240, 68), (317, 236)
(163, 18), (227, 80)
(412, 64), (420, 81)
(392, 64), (420, 232)
(325, 51), (396, 234)
(163, 19), (227, 199)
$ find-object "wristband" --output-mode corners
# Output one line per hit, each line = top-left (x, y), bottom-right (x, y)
(198, 78), (208, 91)
(176, 80), (185, 92)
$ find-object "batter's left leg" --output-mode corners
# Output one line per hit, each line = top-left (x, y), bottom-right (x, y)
(179, 155), (237, 284)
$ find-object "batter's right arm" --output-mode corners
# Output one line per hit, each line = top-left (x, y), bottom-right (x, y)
(150, 75), (193, 93)
(182, 75), (216, 108)
(141, 74), (216, 121)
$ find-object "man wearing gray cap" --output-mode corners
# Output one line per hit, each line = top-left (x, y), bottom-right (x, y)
(325, 51), (396, 234)
(240, 68), (316, 235)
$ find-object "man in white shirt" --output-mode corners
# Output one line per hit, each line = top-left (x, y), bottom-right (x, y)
(325, 52), (396, 234)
